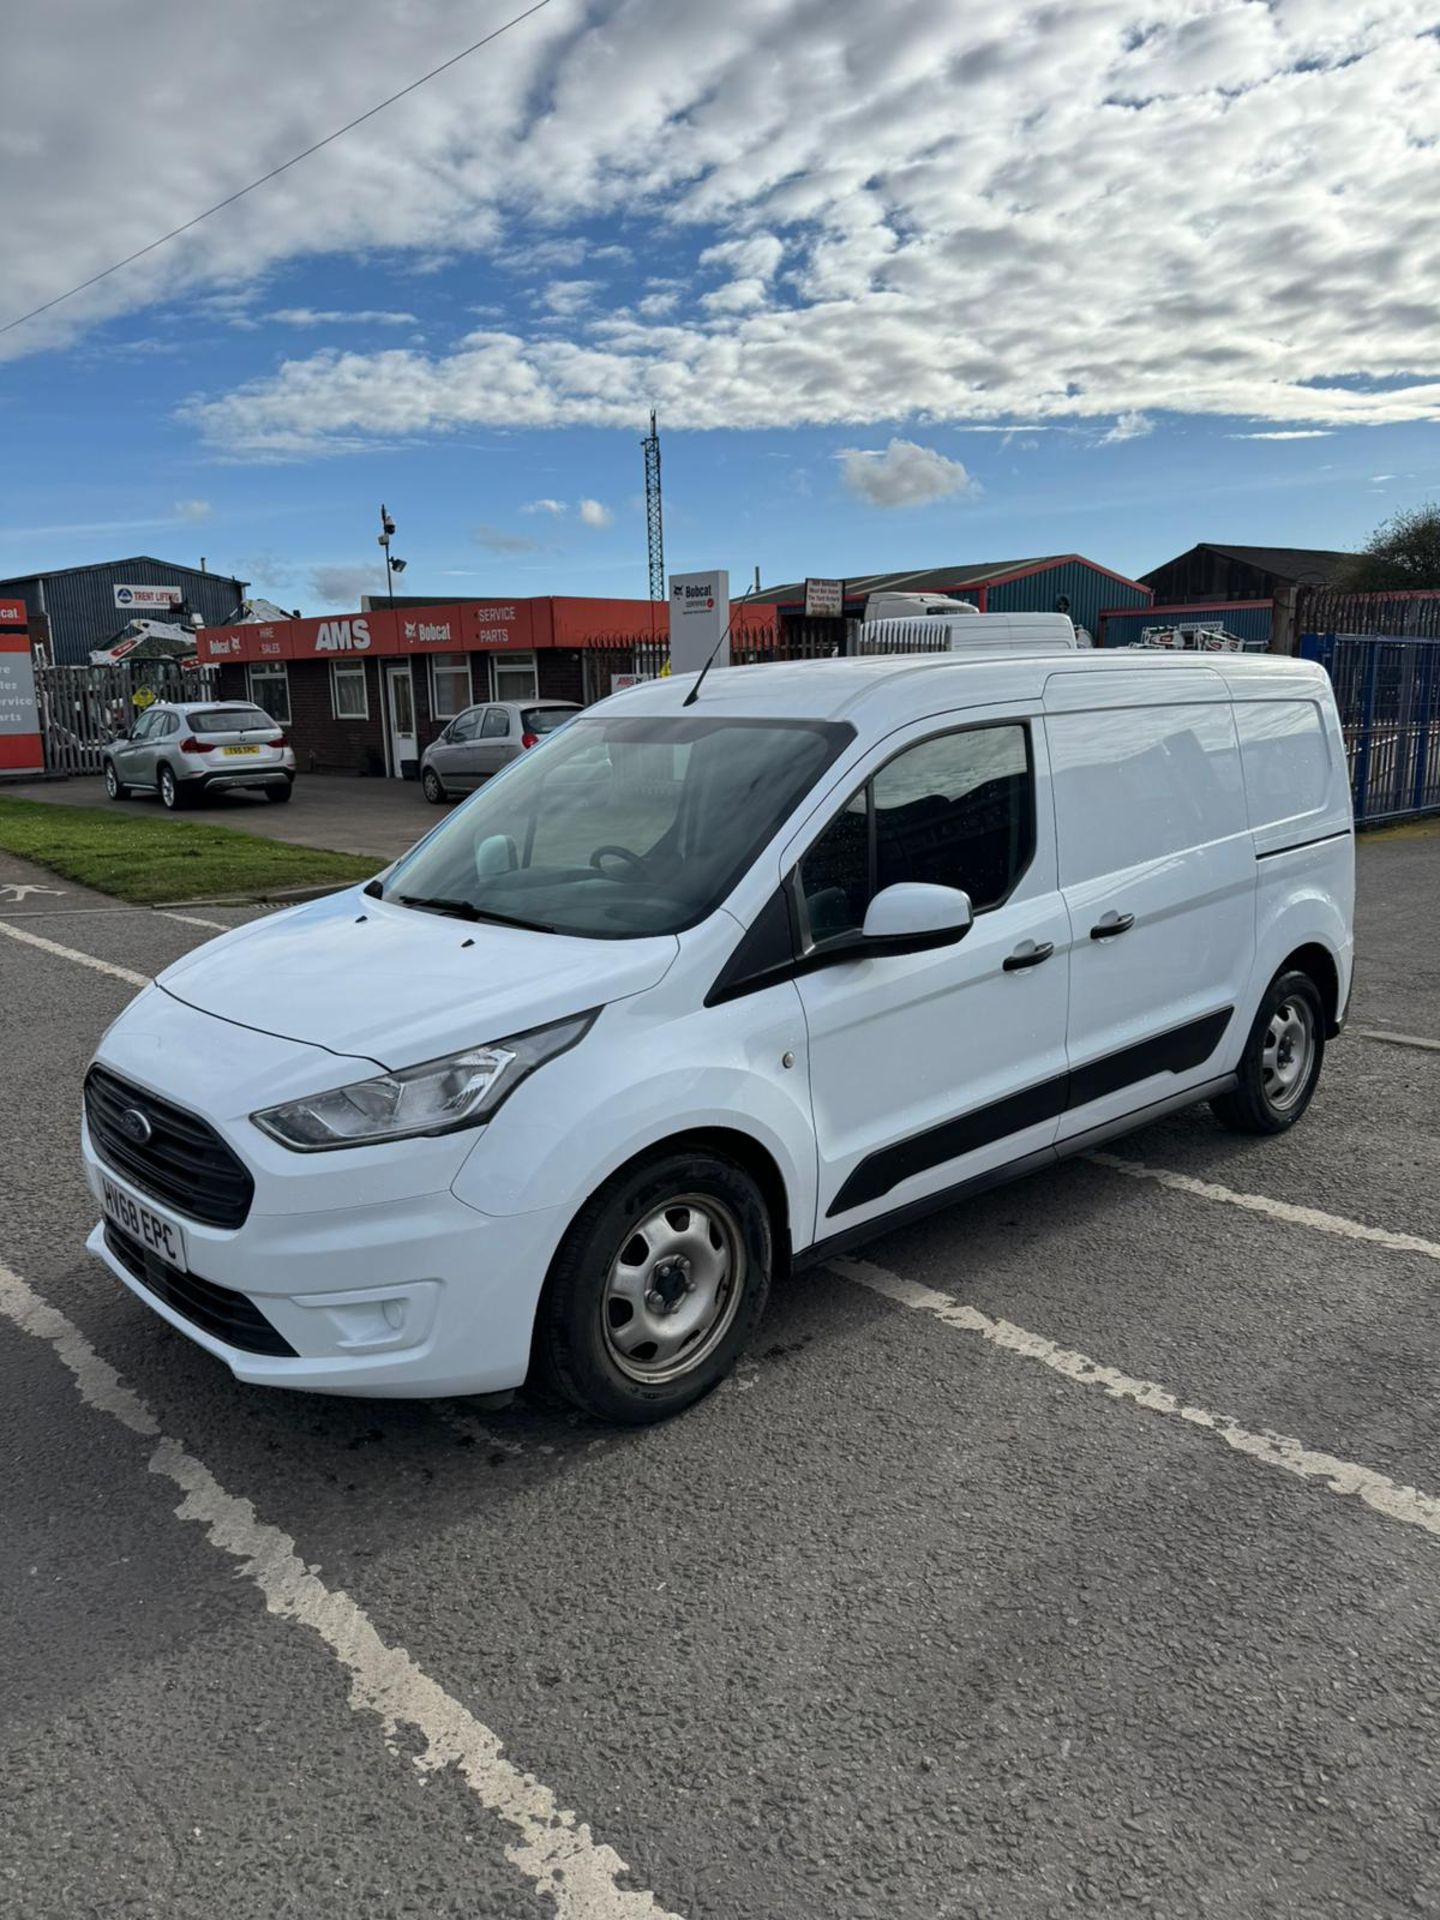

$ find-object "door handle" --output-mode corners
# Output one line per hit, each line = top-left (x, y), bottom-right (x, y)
(1089, 912), (1135, 940)
(1003, 940), (1055, 972)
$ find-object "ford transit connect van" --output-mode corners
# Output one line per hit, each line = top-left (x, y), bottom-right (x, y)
(82, 649), (1354, 1424)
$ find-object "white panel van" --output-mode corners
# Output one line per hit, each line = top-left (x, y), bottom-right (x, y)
(81, 648), (1354, 1424)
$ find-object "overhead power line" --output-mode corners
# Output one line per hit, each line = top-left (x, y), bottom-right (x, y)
(0, 0), (554, 338)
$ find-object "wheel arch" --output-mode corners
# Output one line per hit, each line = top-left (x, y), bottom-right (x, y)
(1279, 941), (1343, 1036)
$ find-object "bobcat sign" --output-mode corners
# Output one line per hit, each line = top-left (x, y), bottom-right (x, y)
(668, 569), (730, 675)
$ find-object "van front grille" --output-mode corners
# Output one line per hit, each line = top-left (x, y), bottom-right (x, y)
(104, 1223), (295, 1358)
(85, 1066), (254, 1229)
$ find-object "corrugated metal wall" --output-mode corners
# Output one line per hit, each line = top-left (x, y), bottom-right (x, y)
(1100, 602), (1274, 649)
(986, 560), (1150, 641)
(0, 560), (248, 664)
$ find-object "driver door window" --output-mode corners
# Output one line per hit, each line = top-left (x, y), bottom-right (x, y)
(797, 723), (1034, 947)
(437, 706), (484, 788)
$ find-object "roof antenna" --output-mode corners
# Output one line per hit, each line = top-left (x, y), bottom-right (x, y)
(681, 616), (735, 708)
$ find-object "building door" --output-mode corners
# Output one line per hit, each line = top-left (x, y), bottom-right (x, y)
(384, 662), (418, 778)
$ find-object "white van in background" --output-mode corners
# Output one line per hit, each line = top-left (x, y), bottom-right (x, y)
(82, 645), (1354, 1425)
(861, 611), (1084, 655)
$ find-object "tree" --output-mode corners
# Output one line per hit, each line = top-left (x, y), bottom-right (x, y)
(1345, 502), (1440, 590)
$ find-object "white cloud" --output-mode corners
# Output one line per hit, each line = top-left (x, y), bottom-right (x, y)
(310, 563), (384, 606)
(1227, 429), (1335, 440)
(838, 438), (979, 508)
(542, 279), (600, 316)
(173, 498), (211, 520)
(1099, 411), (1154, 445)
(8, 0), (1440, 449)
(268, 308), (417, 327)
(523, 497), (568, 514)
(472, 523), (539, 553)
(637, 291), (679, 317)
(578, 497), (614, 528)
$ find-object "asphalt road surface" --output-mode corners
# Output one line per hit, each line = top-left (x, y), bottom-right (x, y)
(2, 826), (1438, 1920)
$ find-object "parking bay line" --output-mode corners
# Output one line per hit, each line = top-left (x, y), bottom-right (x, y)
(0, 1258), (681, 1920)
(0, 917), (149, 988)
(1088, 1151), (1440, 1263)
(1353, 1027), (1440, 1055)
(832, 1255), (1440, 1545)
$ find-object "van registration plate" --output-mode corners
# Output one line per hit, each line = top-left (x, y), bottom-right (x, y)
(102, 1177), (187, 1272)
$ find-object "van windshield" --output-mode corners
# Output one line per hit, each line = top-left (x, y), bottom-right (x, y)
(383, 713), (853, 938)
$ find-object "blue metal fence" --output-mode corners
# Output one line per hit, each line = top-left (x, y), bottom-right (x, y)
(1300, 632), (1440, 825)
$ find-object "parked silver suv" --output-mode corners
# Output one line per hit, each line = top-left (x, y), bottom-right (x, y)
(103, 701), (296, 810)
(420, 699), (579, 803)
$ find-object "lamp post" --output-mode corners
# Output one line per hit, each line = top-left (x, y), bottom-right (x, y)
(377, 505), (407, 602)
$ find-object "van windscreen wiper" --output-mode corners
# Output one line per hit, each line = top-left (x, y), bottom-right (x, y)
(396, 893), (556, 933)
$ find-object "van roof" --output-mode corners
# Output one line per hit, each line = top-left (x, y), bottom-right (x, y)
(604, 648), (1326, 728)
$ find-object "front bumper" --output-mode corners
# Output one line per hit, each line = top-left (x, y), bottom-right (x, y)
(83, 1126), (566, 1398)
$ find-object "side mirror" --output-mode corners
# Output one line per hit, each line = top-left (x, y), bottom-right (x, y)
(860, 882), (973, 955)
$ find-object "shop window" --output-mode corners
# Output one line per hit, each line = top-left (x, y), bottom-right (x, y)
(429, 652), (473, 720)
(331, 660), (369, 721)
(493, 652), (538, 703)
(246, 663), (291, 726)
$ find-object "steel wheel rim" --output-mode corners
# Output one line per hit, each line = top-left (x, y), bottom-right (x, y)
(1262, 996), (1315, 1111)
(602, 1193), (745, 1385)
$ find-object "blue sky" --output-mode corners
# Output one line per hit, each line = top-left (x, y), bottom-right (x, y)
(4, 0), (1439, 609)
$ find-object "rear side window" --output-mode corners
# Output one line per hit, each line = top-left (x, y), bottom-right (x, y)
(481, 709), (510, 739)
(187, 706), (275, 733)
(797, 723), (1034, 945)
(1235, 700), (1330, 826)
(1047, 703), (1246, 886)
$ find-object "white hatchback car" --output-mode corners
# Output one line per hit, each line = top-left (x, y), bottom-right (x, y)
(104, 700), (296, 809)
(83, 647), (1354, 1423)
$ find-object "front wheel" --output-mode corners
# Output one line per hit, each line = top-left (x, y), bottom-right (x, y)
(103, 760), (127, 801)
(1212, 969), (1326, 1135)
(533, 1151), (773, 1424)
(422, 767), (446, 805)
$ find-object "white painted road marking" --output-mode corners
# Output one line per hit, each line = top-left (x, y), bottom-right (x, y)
(159, 910), (236, 932)
(0, 917), (148, 987)
(1088, 1152), (1440, 1263)
(834, 1256), (1440, 1544)
(1353, 1027), (1440, 1054)
(0, 881), (63, 901)
(0, 1260), (681, 1920)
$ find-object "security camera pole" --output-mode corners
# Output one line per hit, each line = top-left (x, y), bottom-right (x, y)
(377, 504), (406, 603)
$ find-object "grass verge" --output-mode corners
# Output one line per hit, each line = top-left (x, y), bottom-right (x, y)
(0, 797), (384, 904)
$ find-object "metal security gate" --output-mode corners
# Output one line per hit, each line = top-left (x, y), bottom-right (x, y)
(1300, 633), (1440, 824)
(35, 661), (219, 775)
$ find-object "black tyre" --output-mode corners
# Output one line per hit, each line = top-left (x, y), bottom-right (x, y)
(157, 764), (189, 811)
(1212, 969), (1326, 1135)
(422, 766), (446, 805)
(103, 760), (127, 801)
(533, 1150), (773, 1424)
(265, 781), (294, 804)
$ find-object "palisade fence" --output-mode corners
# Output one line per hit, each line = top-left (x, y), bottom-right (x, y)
(1299, 632), (1440, 825)
(35, 660), (219, 775)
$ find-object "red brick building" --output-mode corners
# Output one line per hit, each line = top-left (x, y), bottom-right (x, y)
(197, 595), (762, 778)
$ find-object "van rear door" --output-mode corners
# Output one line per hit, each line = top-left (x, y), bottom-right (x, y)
(1043, 667), (1255, 1142)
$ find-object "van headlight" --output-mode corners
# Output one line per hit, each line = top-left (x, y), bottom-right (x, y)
(251, 1012), (596, 1151)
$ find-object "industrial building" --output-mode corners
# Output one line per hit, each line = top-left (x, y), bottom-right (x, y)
(1106, 543), (1366, 651)
(741, 555), (1153, 648)
(197, 594), (675, 779)
(0, 556), (249, 665)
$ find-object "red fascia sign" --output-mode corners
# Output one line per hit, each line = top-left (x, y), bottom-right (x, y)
(199, 603), (547, 665)
(0, 599), (27, 629)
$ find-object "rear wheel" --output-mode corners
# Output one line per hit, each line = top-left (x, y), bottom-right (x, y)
(103, 760), (127, 801)
(157, 764), (189, 811)
(265, 782), (293, 804)
(1212, 969), (1325, 1135)
(422, 767), (446, 805)
(533, 1151), (772, 1424)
